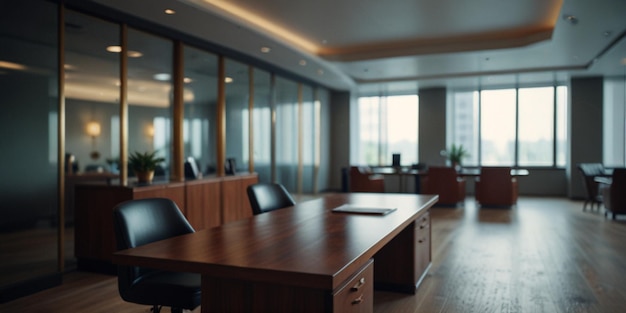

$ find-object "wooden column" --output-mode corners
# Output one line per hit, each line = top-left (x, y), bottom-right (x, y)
(171, 41), (184, 182)
(216, 56), (226, 177)
(119, 24), (129, 186)
(297, 83), (303, 194)
(248, 66), (255, 173)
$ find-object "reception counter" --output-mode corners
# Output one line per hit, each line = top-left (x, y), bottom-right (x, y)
(73, 173), (258, 272)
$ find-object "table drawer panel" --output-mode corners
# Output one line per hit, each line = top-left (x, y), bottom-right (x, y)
(333, 259), (374, 313)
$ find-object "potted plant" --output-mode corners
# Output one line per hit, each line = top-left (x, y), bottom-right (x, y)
(129, 151), (165, 184)
(446, 144), (469, 170)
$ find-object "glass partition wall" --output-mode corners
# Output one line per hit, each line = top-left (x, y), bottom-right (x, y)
(275, 77), (299, 191)
(64, 11), (120, 173)
(63, 10), (121, 268)
(225, 59), (250, 174)
(252, 69), (272, 183)
(0, 0), (60, 300)
(127, 29), (173, 180)
(183, 45), (218, 176)
(1, 2), (330, 301)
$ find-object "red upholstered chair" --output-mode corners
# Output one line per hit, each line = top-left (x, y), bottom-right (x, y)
(475, 167), (518, 207)
(421, 166), (466, 206)
(602, 168), (626, 220)
(349, 166), (385, 192)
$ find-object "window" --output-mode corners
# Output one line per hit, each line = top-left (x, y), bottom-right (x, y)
(450, 86), (567, 167)
(518, 87), (554, 166)
(481, 89), (516, 165)
(355, 95), (419, 166)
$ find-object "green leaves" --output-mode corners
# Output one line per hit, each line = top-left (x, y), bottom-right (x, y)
(128, 151), (165, 172)
(447, 144), (469, 164)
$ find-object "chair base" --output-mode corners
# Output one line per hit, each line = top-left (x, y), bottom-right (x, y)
(582, 199), (603, 211)
(151, 304), (186, 313)
(605, 210), (625, 220)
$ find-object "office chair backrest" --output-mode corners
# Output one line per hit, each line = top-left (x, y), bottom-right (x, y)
(480, 167), (513, 184)
(113, 198), (195, 283)
(427, 166), (458, 184)
(578, 163), (605, 177)
(247, 183), (296, 215)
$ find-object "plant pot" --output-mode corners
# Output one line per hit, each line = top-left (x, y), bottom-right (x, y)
(136, 170), (154, 184)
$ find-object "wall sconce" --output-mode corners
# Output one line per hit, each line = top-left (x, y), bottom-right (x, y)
(146, 124), (155, 137)
(86, 121), (101, 137)
(86, 121), (101, 160)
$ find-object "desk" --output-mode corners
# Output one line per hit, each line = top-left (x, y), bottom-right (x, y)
(113, 193), (438, 313)
(458, 168), (529, 177)
(371, 167), (424, 193)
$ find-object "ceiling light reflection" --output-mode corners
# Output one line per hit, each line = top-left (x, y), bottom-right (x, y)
(153, 73), (171, 81)
(0, 60), (27, 71)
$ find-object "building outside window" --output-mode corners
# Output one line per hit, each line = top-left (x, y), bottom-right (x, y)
(449, 86), (567, 168)
(355, 95), (419, 166)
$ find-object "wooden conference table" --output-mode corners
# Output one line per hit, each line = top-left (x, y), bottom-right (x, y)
(113, 193), (438, 313)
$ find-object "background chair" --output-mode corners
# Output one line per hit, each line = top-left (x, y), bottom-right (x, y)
(247, 182), (296, 215)
(602, 168), (626, 220)
(349, 166), (385, 192)
(475, 167), (518, 207)
(577, 163), (605, 211)
(113, 198), (201, 313)
(421, 166), (466, 206)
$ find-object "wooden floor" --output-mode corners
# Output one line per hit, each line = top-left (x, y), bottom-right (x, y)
(2, 196), (625, 313)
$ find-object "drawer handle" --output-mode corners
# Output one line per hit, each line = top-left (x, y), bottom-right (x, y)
(352, 295), (364, 305)
(350, 277), (366, 291)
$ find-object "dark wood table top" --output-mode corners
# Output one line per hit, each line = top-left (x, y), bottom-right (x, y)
(113, 192), (438, 290)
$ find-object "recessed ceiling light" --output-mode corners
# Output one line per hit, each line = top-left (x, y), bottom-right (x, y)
(127, 50), (143, 58)
(225, 77), (234, 83)
(153, 73), (171, 81)
(260, 46), (271, 53)
(106, 46), (143, 58)
(165, 9), (176, 15)
(64, 64), (76, 70)
(106, 45), (122, 53)
(299, 60), (307, 66)
(184, 77), (193, 83)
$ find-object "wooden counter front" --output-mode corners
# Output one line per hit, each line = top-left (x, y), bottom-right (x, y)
(74, 173), (258, 272)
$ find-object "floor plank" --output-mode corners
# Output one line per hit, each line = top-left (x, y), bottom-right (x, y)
(2, 196), (625, 313)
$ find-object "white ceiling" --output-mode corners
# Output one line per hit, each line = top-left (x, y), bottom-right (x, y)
(93, 0), (626, 94)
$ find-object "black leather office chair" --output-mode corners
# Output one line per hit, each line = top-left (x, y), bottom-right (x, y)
(577, 163), (605, 211)
(113, 198), (201, 313)
(247, 182), (296, 215)
(602, 168), (626, 220)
